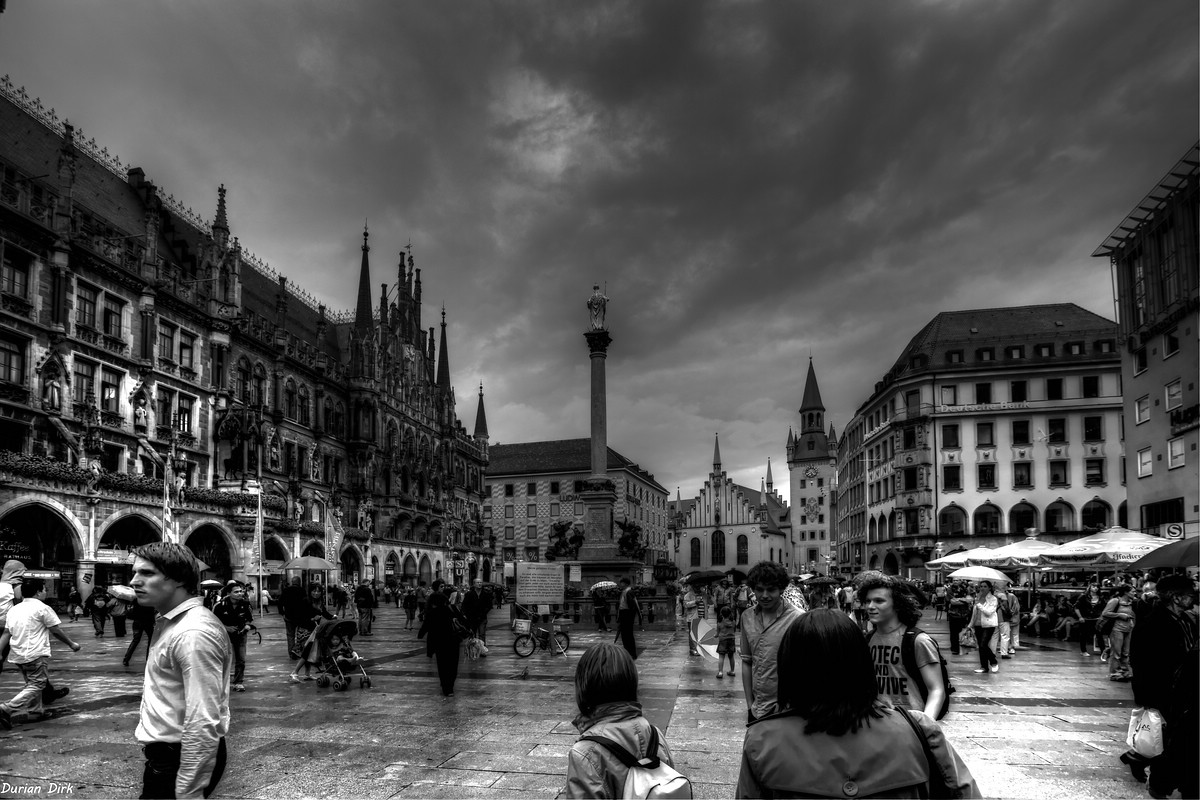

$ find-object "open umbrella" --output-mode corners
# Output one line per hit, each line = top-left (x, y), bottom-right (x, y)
(682, 570), (725, 585)
(1123, 537), (1199, 571)
(969, 539), (1057, 568)
(108, 585), (137, 603)
(926, 547), (994, 572)
(589, 580), (618, 592)
(1039, 527), (1169, 569)
(803, 576), (840, 587)
(695, 618), (720, 659)
(281, 556), (337, 571)
(946, 566), (1013, 584)
(199, 579), (223, 590)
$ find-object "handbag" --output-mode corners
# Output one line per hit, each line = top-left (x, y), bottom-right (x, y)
(958, 627), (977, 649)
(1126, 707), (1165, 758)
(897, 708), (955, 799)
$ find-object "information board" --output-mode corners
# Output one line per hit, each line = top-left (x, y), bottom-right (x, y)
(515, 562), (565, 604)
(569, 564), (582, 582)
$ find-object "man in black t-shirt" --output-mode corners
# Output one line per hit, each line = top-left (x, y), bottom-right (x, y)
(354, 581), (377, 636)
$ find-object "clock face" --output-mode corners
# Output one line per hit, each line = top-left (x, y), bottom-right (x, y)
(805, 467), (818, 478)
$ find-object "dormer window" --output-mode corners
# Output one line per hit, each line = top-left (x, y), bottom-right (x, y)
(946, 350), (964, 364)
(975, 348), (994, 362)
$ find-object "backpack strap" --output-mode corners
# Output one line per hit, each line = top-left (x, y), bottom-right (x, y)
(901, 627), (927, 704)
(580, 725), (662, 769)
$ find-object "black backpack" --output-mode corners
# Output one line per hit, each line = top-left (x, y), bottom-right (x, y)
(870, 625), (955, 719)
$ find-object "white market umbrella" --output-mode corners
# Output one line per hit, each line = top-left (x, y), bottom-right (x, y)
(925, 547), (995, 573)
(1038, 526), (1169, 569)
(946, 566), (1013, 584)
(970, 538), (1058, 568)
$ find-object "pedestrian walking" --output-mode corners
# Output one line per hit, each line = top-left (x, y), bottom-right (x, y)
(259, 589), (271, 614)
(996, 584), (1020, 657)
(1073, 584), (1105, 657)
(1123, 574), (1198, 796)
(416, 581), (430, 622)
(683, 583), (700, 656)
(970, 581), (1000, 674)
(86, 587), (111, 637)
(213, 582), (254, 693)
(616, 577), (642, 661)
(402, 587), (418, 630)
(564, 643), (681, 798)
(123, 599), (156, 667)
(354, 581), (376, 636)
(67, 588), (83, 622)
(279, 577), (307, 660)
(947, 583), (972, 655)
(128, 543), (232, 799)
(109, 592), (130, 638)
(736, 609), (980, 799)
(418, 580), (463, 697)
(1101, 584), (1135, 681)
(714, 578), (734, 621)
(0, 578), (82, 730)
(740, 561), (802, 723)
(860, 574), (949, 718)
(716, 606), (737, 679)
(460, 579), (491, 643)
(289, 584), (334, 682)
(591, 590), (611, 633)
(734, 582), (751, 631)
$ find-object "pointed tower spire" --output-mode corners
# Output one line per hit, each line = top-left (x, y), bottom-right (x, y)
(473, 382), (489, 440)
(213, 184), (228, 232)
(766, 457), (773, 491)
(436, 305), (451, 391)
(712, 433), (722, 473)
(354, 224), (373, 334)
(800, 357), (825, 413)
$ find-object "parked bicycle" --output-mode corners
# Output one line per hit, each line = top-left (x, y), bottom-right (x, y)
(513, 622), (570, 657)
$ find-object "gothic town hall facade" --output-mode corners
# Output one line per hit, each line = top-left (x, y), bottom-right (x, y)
(0, 79), (491, 602)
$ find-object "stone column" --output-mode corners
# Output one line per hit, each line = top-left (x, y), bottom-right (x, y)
(585, 330), (612, 480)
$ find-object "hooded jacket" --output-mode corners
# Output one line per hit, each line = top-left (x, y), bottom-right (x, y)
(737, 704), (979, 799)
(565, 701), (674, 799)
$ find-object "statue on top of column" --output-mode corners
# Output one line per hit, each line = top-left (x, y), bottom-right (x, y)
(587, 284), (608, 331)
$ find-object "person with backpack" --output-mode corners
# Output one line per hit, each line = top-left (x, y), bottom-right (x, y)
(737, 609), (979, 799)
(565, 642), (688, 799)
(859, 574), (952, 719)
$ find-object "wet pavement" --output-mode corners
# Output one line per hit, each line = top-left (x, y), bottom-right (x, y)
(0, 605), (1147, 799)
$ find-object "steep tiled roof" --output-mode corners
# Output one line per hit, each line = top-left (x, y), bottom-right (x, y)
(487, 438), (666, 493)
(239, 262), (343, 358)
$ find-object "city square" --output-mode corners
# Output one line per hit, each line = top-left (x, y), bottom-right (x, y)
(0, 1), (1197, 799)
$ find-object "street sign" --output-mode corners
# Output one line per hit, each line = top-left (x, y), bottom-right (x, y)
(1166, 523), (1184, 539)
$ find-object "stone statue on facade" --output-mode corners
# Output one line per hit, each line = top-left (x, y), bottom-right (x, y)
(587, 284), (608, 331)
(42, 373), (62, 412)
(133, 396), (148, 431)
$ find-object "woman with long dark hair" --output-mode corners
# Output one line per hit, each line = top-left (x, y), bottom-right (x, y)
(418, 580), (463, 697)
(737, 609), (978, 799)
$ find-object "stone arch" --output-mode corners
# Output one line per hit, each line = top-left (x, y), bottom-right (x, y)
(1118, 501), (1128, 528)
(97, 507), (164, 544)
(973, 503), (1001, 536)
(385, 551), (400, 583)
(938, 506), (967, 536)
(264, 535), (291, 562)
(0, 498), (84, 599)
(404, 554), (419, 582)
(0, 496), (85, 559)
(418, 554), (433, 585)
(868, 517), (878, 544)
(435, 559), (442, 580)
(1044, 500), (1075, 534)
(340, 544), (363, 584)
(1009, 502), (1038, 535)
(1082, 499), (1111, 531)
(428, 520), (443, 546)
(301, 540), (325, 558)
(883, 551), (900, 575)
(177, 517), (238, 559)
(184, 523), (236, 582)
(869, 553), (880, 571)
(690, 537), (701, 567)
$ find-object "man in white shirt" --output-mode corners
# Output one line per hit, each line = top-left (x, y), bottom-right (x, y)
(130, 543), (232, 799)
(0, 578), (81, 729)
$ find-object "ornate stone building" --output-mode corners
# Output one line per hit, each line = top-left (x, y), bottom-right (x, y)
(0, 78), (489, 601)
(785, 359), (838, 574)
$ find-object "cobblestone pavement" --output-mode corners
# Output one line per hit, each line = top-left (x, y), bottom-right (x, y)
(0, 605), (1147, 799)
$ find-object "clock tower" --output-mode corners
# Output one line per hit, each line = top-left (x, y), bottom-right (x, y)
(787, 359), (838, 574)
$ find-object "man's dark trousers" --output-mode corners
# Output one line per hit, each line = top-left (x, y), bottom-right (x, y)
(140, 738), (227, 799)
(617, 609), (638, 660)
(948, 613), (967, 655)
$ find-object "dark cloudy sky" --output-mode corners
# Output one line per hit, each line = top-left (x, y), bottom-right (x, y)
(3, 1), (1196, 503)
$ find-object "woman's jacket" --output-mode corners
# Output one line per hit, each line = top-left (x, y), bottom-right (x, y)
(565, 700), (674, 799)
(737, 703), (979, 799)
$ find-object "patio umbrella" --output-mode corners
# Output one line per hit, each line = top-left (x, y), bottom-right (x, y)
(803, 576), (840, 587)
(199, 579), (223, 590)
(946, 566), (1013, 584)
(969, 539), (1057, 568)
(1123, 537), (1199, 571)
(281, 556), (337, 571)
(682, 570), (725, 585)
(925, 547), (995, 572)
(589, 580), (618, 592)
(1039, 527), (1169, 569)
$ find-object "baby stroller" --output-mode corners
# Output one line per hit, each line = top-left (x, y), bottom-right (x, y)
(309, 619), (372, 690)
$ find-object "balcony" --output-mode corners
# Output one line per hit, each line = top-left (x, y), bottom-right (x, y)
(0, 292), (33, 320)
(896, 489), (933, 509)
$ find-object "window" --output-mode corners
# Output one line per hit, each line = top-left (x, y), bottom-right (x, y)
(690, 538), (701, 567)
(504, 484), (514, 497)
(1013, 462), (1032, 488)
(1036, 343), (1054, 358)
(156, 387), (173, 425)
(1006, 345), (1024, 359)
(975, 383), (992, 404)
(1168, 438), (1185, 469)
(504, 505), (513, 518)
(1046, 378), (1063, 401)
(1047, 418), (1067, 443)
(549, 502), (559, 516)
(1049, 460), (1068, 486)
(1163, 329), (1180, 358)
(1067, 342), (1084, 355)
(575, 502), (584, 516)
(976, 422), (994, 447)
(102, 296), (123, 337)
(977, 464), (996, 490)
(236, 358), (250, 401)
(527, 482), (537, 495)
(1137, 448), (1153, 478)
(504, 526), (514, 540)
(1083, 416), (1103, 441)
(737, 535), (748, 564)
(158, 323), (176, 362)
(946, 350), (963, 364)
(1165, 380), (1182, 411)
(711, 531), (726, 565)
(524, 546), (540, 562)
(178, 333), (195, 370)
(0, 338), (24, 384)
(284, 380), (296, 419)
(526, 504), (536, 517)
(175, 397), (194, 433)
(903, 468), (919, 491)
(1012, 420), (1031, 445)
(976, 348), (994, 362)
(298, 385), (310, 425)
(942, 424), (959, 448)
(550, 481), (560, 494)
(1085, 459), (1105, 485)
(73, 359), (96, 405)
(252, 366), (266, 406)
(943, 465), (962, 490)
(1082, 376), (1100, 398)
(902, 427), (917, 449)
(940, 385), (957, 406)
(0, 245), (30, 297)
(1134, 348), (1148, 373)
(1010, 503), (1037, 534)
(100, 368), (121, 414)
(526, 525), (537, 539)
(75, 283), (98, 328)
(1136, 395), (1150, 424)
(1010, 381), (1027, 402)
(1096, 339), (1114, 354)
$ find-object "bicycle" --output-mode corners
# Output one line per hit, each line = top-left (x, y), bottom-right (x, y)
(513, 622), (570, 657)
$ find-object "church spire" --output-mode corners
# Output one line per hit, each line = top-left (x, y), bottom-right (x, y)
(766, 457), (773, 491)
(436, 305), (451, 391)
(473, 382), (489, 440)
(712, 432), (722, 473)
(354, 224), (373, 335)
(800, 357), (824, 413)
(212, 184), (229, 249)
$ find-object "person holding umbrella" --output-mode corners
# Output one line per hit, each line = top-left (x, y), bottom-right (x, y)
(590, 582), (615, 633)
